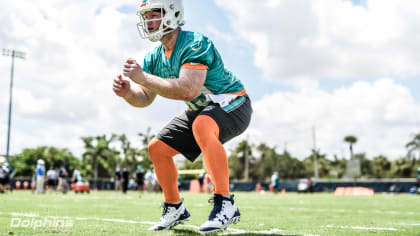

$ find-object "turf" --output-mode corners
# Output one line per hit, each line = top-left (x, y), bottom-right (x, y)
(0, 191), (419, 235)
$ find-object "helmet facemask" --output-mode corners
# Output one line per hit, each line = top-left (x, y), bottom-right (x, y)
(136, 0), (185, 42)
(137, 8), (173, 42)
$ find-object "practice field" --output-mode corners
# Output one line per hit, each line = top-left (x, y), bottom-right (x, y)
(1, 191), (420, 236)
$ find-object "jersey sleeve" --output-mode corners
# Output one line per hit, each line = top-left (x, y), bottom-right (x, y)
(181, 36), (214, 70)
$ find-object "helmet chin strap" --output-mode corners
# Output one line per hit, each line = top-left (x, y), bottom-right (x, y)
(148, 26), (176, 42)
(148, 32), (163, 42)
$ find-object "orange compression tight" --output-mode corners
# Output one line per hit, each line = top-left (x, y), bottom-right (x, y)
(192, 115), (230, 195)
(148, 138), (180, 203)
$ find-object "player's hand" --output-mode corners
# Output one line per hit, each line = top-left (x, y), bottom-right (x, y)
(113, 75), (131, 98)
(123, 58), (145, 84)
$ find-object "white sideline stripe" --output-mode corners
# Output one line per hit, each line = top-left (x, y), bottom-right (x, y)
(10, 212), (40, 217)
(5, 212), (310, 235)
(76, 217), (154, 225)
(324, 225), (398, 231)
(7, 212), (154, 225)
(218, 228), (284, 235)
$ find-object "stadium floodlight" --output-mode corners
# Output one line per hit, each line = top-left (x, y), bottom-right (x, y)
(3, 49), (26, 59)
(2, 48), (26, 163)
(312, 126), (319, 180)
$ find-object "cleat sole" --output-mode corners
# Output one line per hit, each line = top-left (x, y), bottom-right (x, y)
(199, 215), (241, 233)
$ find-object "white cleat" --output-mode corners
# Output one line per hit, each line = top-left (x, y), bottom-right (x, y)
(199, 194), (241, 233)
(149, 202), (191, 231)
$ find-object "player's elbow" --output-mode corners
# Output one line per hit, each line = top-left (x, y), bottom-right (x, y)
(126, 98), (153, 108)
(133, 103), (150, 108)
(182, 94), (196, 102)
(181, 90), (198, 101)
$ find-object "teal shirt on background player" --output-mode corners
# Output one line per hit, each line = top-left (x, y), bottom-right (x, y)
(141, 29), (247, 112)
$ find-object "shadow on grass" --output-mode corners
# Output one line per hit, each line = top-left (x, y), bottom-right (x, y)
(220, 234), (300, 236)
(172, 228), (202, 235)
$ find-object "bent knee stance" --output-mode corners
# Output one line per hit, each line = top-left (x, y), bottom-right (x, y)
(192, 115), (220, 148)
(192, 115), (230, 195)
(147, 138), (181, 203)
(148, 138), (179, 163)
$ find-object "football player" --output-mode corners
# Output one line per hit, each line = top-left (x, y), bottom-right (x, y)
(112, 0), (252, 233)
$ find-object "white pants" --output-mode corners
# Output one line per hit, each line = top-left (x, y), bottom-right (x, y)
(36, 176), (45, 194)
(57, 177), (66, 193)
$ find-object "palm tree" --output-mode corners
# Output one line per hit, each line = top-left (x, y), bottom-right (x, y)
(138, 127), (154, 146)
(256, 143), (276, 181)
(406, 133), (420, 161)
(344, 135), (358, 159)
(228, 140), (253, 181)
(81, 134), (119, 189)
(119, 134), (140, 173)
(372, 155), (391, 178)
(138, 127), (155, 169)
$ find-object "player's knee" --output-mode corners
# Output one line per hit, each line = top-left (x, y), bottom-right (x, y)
(192, 115), (219, 147)
(148, 138), (176, 163)
(148, 138), (162, 163)
(192, 116), (202, 136)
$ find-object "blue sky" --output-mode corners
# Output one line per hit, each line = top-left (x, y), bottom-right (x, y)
(0, 0), (419, 160)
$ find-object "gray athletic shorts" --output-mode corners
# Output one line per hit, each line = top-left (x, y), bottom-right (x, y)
(156, 95), (253, 162)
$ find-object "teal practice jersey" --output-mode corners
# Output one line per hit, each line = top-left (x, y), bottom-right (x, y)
(142, 29), (246, 111)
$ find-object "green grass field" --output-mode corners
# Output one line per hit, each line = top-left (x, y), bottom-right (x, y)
(1, 191), (420, 236)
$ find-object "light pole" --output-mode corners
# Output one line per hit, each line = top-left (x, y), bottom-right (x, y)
(312, 126), (319, 180)
(244, 135), (249, 181)
(2, 49), (26, 163)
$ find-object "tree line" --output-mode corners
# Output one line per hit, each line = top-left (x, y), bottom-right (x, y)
(8, 130), (420, 181)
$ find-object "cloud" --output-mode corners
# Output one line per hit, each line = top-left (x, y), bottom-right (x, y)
(0, 0), (175, 156)
(216, 0), (420, 82)
(14, 89), (52, 115)
(1, 0), (419, 163)
(212, 0), (420, 160)
(246, 78), (420, 159)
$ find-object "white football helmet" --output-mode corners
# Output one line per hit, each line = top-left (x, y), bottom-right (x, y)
(136, 0), (185, 42)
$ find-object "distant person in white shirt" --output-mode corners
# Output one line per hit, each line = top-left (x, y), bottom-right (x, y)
(35, 159), (45, 194)
(0, 164), (9, 193)
(270, 172), (279, 193)
(145, 169), (154, 192)
(72, 169), (83, 183)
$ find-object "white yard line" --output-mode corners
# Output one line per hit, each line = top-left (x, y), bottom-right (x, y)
(3, 212), (310, 235)
(9, 212), (416, 235)
(324, 224), (398, 231)
(218, 228), (284, 235)
(75, 217), (154, 225)
(6, 212), (153, 225)
(9, 212), (40, 217)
